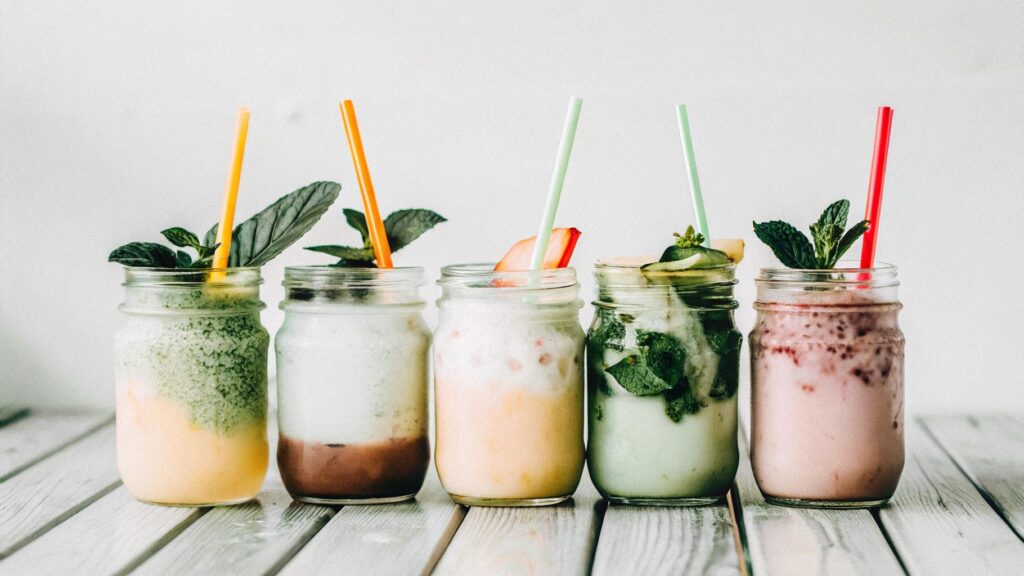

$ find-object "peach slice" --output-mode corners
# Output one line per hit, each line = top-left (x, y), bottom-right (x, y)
(711, 239), (745, 264)
(494, 228), (581, 271)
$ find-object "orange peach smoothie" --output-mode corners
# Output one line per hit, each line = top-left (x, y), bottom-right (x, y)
(435, 377), (584, 500)
(117, 380), (267, 505)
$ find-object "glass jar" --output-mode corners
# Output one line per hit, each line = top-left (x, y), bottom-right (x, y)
(433, 264), (585, 506)
(587, 259), (740, 505)
(750, 264), (905, 508)
(275, 266), (430, 504)
(114, 268), (269, 506)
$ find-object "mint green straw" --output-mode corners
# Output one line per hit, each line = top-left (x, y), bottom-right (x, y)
(676, 104), (710, 246)
(529, 97), (583, 270)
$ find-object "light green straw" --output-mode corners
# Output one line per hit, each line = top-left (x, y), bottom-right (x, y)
(676, 104), (710, 246)
(529, 97), (583, 270)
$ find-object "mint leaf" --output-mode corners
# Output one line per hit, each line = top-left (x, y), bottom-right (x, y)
(810, 200), (853, 267)
(589, 313), (625, 352)
(810, 222), (844, 268)
(343, 208), (371, 244)
(664, 381), (701, 422)
(175, 250), (193, 268)
(161, 227), (202, 250)
(305, 245), (375, 262)
(607, 355), (675, 396)
(709, 331), (742, 399)
(833, 220), (870, 267)
(384, 209), (447, 252)
(109, 242), (178, 268)
(605, 329), (686, 396)
(636, 330), (687, 387)
(206, 181), (341, 267)
(753, 220), (816, 269)
(816, 199), (850, 231)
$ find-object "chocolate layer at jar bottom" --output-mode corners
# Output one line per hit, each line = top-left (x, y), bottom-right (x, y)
(278, 435), (429, 502)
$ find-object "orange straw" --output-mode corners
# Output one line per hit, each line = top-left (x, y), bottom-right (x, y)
(339, 100), (393, 268)
(211, 107), (251, 275)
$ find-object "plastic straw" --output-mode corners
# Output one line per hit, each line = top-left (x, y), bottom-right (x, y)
(859, 106), (894, 269)
(211, 107), (250, 274)
(529, 97), (583, 270)
(675, 104), (710, 246)
(340, 100), (393, 268)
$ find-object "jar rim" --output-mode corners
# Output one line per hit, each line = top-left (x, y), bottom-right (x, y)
(756, 261), (898, 288)
(439, 263), (578, 290)
(122, 266), (262, 287)
(284, 265), (425, 288)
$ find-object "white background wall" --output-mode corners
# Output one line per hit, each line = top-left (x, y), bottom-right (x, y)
(1, 1), (1021, 414)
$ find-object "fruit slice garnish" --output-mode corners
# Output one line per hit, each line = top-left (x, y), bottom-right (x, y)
(711, 239), (745, 264)
(494, 227), (581, 271)
(640, 253), (703, 272)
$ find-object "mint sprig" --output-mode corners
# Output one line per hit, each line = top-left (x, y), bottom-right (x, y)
(109, 181), (340, 268)
(306, 208), (446, 267)
(753, 199), (870, 269)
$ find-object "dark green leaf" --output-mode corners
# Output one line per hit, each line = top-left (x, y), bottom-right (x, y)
(343, 208), (370, 244)
(331, 259), (378, 268)
(383, 209), (447, 252)
(208, 181), (341, 267)
(108, 242), (178, 268)
(606, 356), (675, 396)
(753, 220), (817, 269)
(190, 254), (216, 269)
(709, 332), (742, 399)
(203, 223), (218, 249)
(305, 245), (375, 261)
(175, 250), (193, 268)
(833, 219), (870, 267)
(636, 330), (687, 387)
(588, 313), (625, 352)
(604, 329), (686, 396)
(161, 227), (201, 250)
(810, 222), (844, 268)
(664, 381), (702, 422)
(196, 243), (220, 259)
(816, 199), (850, 231)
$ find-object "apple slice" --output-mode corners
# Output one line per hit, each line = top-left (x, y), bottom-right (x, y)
(494, 227), (581, 271)
(711, 239), (745, 264)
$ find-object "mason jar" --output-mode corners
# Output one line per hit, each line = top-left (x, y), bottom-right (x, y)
(750, 263), (905, 508)
(433, 264), (585, 506)
(114, 268), (269, 506)
(275, 266), (430, 504)
(587, 258), (740, 505)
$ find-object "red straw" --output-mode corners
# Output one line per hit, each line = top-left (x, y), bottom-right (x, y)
(859, 106), (894, 269)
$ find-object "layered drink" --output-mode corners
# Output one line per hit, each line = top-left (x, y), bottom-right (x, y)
(587, 230), (742, 505)
(434, 263), (585, 506)
(275, 267), (430, 504)
(749, 265), (905, 507)
(115, 268), (269, 506)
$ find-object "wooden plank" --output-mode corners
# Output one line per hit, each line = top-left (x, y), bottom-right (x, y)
(879, 419), (1024, 573)
(132, 485), (334, 576)
(433, 470), (601, 576)
(591, 504), (739, 576)
(0, 487), (202, 575)
(0, 424), (120, 558)
(0, 407), (30, 428)
(0, 411), (112, 481)
(922, 414), (1024, 540)
(278, 470), (465, 576)
(733, 432), (904, 576)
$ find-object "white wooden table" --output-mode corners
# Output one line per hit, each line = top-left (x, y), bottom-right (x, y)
(0, 409), (1021, 575)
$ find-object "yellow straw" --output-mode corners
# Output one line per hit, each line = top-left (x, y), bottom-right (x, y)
(211, 107), (251, 276)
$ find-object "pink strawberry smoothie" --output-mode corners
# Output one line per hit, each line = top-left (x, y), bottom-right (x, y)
(750, 289), (905, 506)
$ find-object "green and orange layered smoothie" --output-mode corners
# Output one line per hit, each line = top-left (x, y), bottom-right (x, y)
(114, 268), (269, 506)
